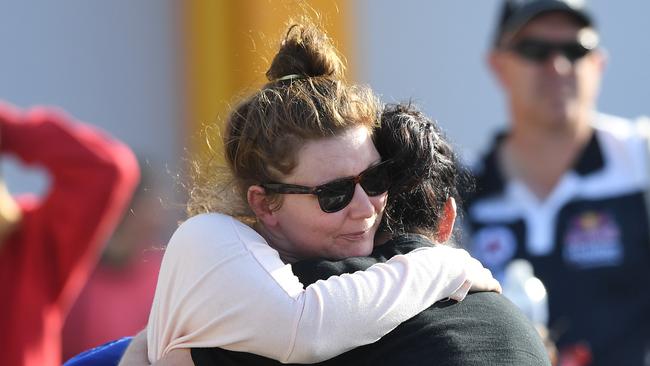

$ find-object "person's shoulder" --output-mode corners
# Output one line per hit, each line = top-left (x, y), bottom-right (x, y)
(592, 112), (638, 140)
(175, 213), (238, 236)
(167, 213), (259, 254)
(456, 292), (534, 326)
(367, 292), (550, 365)
(428, 292), (550, 365)
(592, 112), (650, 182)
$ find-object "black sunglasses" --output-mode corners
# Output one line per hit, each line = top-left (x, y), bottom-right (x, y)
(508, 38), (595, 63)
(260, 161), (392, 213)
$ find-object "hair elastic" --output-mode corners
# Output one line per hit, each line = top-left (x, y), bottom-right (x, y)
(275, 74), (305, 82)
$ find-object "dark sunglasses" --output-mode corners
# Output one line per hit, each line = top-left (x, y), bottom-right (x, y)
(260, 161), (392, 213)
(508, 38), (595, 63)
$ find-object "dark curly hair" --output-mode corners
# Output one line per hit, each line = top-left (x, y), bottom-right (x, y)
(375, 102), (472, 239)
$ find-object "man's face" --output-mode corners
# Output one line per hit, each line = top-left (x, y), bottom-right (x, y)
(490, 12), (604, 130)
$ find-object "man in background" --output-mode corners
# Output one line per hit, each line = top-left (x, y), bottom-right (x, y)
(465, 0), (650, 364)
(0, 102), (139, 366)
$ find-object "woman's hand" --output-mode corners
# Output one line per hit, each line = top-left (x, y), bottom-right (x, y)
(464, 255), (502, 294)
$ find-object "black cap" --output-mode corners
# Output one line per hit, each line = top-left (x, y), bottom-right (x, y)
(494, 0), (594, 46)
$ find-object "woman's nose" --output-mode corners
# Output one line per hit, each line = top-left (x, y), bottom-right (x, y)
(347, 183), (375, 219)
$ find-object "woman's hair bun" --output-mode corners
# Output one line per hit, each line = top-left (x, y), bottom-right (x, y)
(266, 21), (345, 81)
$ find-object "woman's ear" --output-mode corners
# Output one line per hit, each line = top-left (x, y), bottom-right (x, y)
(247, 185), (278, 227)
(435, 197), (457, 243)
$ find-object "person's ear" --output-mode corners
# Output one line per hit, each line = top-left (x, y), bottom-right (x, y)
(591, 47), (608, 73)
(435, 197), (457, 243)
(247, 185), (278, 227)
(487, 50), (508, 88)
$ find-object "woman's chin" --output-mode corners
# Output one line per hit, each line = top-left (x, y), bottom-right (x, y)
(331, 240), (374, 260)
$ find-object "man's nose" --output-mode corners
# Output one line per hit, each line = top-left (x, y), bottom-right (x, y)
(546, 52), (573, 76)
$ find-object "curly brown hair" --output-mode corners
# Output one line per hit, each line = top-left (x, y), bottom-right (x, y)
(187, 20), (381, 220)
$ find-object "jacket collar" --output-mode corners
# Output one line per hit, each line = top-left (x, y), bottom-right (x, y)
(473, 129), (604, 199)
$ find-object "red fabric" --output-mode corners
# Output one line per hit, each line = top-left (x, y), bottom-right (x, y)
(62, 250), (162, 360)
(0, 103), (139, 366)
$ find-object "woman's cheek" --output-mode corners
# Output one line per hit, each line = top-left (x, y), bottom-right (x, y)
(374, 192), (388, 215)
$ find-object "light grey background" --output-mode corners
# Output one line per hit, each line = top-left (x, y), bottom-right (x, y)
(0, 1), (182, 199)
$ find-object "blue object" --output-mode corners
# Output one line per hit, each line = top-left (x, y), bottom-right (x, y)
(63, 336), (133, 366)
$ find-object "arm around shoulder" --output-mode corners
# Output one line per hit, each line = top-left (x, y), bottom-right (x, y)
(148, 216), (479, 363)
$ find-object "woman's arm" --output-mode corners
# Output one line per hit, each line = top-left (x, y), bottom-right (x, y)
(147, 213), (495, 363)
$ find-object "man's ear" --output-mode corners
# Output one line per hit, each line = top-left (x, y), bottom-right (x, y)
(592, 47), (608, 73)
(247, 185), (278, 227)
(487, 50), (508, 88)
(435, 197), (457, 243)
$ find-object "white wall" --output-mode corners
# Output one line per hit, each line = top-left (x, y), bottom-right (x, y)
(355, 0), (650, 162)
(0, 1), (182, 198)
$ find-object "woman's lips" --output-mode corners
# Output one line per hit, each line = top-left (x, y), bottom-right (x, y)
(339, 229), (371, 241)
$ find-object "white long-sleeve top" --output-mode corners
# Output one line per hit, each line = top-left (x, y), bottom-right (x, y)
(147, 213), (472, 363)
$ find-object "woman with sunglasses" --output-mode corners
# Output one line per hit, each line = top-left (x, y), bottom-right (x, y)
(118, 21), (499, 366)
